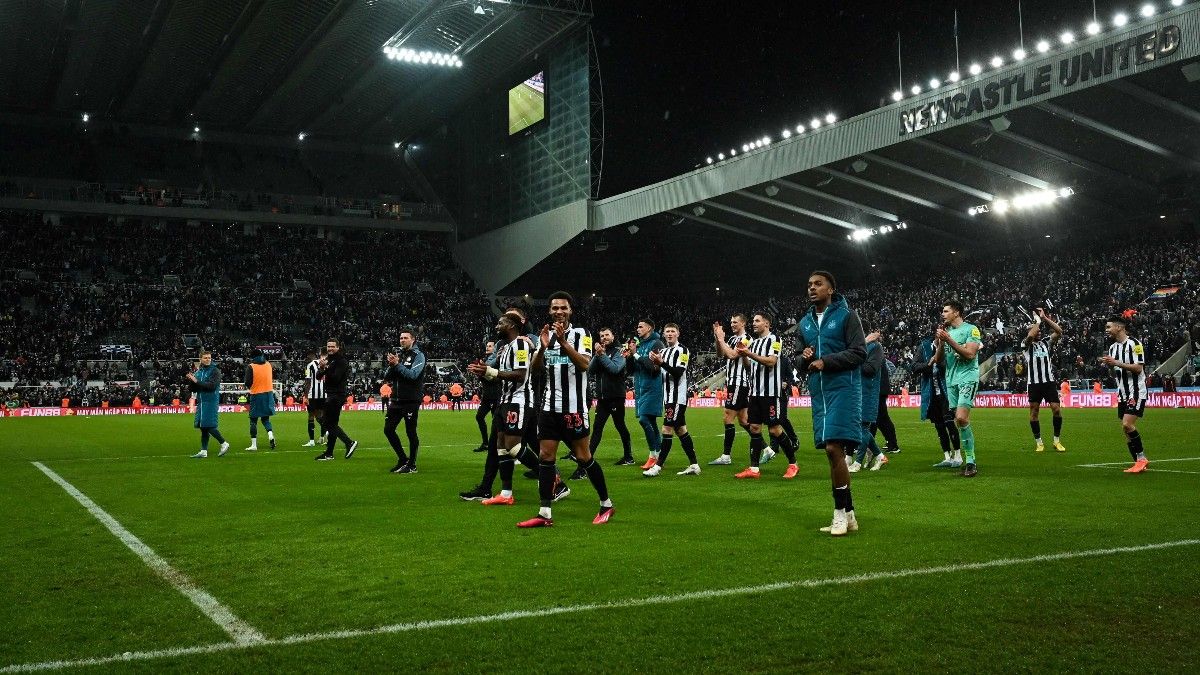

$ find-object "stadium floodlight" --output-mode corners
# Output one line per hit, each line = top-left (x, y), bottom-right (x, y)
(911, 84), (922, 95)
(990, 55), (1004, 68)
(825, 113), (836, 124)
(718, 152), (725, 160)
(730, 148), (737, 155)
(193, 126), (201, 133)
(1114, 12), (1130, 26)
(1171, 0), (1184, 6)
(948, 71), (961, 83)
(968, 207), (978, 216)
(969, 63), (982, 75)
(795, 124), (805, 134)
(385, 46), (461, 67)
(810, 118), (822, 129)
(81, 112), (89, 123)
(1036, 39), (1051, 53)
(762, 136), (771, 144)
(1012, 48), (1027, 61)
(393, 141), (401, 149)
(1057, 187), (1074, 198)
(993, 199), (1010, 213)
(929, 78), (941, 89)
(1086, 21), (1102, 35)
(297, 132), (306, 141)
(742, 144), (750, 152)
(706, 157), (713, 164)
(1141, 4), (1156, 17)
(891, 90), (904, 101)
(782, 129), (791, 138)
(1060, 31), (1075, 44)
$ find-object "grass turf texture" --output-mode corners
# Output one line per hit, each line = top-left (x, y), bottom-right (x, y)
(2, 407), (1197, 672)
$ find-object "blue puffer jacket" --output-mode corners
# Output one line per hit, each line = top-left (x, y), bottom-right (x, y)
(860, 341), (883, 424)
(797, 294), (867, 448)
(191, 363), (222, 429)
(627, 331), (665, 416)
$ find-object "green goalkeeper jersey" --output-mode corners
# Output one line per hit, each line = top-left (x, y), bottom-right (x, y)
(944, 321), (983, 387)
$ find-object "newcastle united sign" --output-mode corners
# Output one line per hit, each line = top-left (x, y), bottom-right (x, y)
(899, 25), (1181, 136)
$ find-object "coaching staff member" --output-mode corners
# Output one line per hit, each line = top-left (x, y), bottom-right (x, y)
(315, 338), (358, 461)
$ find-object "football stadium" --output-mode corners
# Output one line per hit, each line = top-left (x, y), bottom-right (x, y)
(2, 0), (1199, 672)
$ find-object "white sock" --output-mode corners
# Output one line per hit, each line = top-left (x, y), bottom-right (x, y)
(1053, 436), (1060, 443)
(749, 466), (760, 473)
(720, 454), (730, 460)
(953, 451), (962, 462)
(835, 508), (846, 517)
(249, 440), (257, 449)
(651, 451), (659, 459)
(268, 430), (275, 440)
(538, 506), (552, 519)
(600, 499), (613, 508)
(943, 451), (951, 461)
(500, 489), (512, 498)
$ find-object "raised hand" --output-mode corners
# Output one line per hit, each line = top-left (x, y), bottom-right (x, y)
(713, 322), (725, 341)
(540, 324), (552, 349)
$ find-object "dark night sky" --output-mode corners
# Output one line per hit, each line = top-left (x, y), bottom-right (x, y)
(590, 0), (1146, 197)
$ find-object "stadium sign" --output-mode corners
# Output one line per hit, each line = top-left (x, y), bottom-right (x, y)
(899, 25), (1182, 136)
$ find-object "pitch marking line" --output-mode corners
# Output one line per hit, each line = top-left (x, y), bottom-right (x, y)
(30, 462), (265, 646)
(4, 537), (1198, 673)
(1076, 457), (1200, 474)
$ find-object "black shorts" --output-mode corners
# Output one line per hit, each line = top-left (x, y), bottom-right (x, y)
(777, 394), (790, 420)
(1028, 382), (1060, 406)
(664, 403), (688, 428)
(537, 410), (590, 443)
(498, 403), (531, 436)
(747, 396), (780, 426)
(724, 383), (750, 411)
(386, 402), (420, 423)
(1117, 398), (1146, 419)
(927, 390), (952, 424)
(307, 398), (325, 414)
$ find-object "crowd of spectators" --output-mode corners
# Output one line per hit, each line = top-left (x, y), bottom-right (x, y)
(2, 210), (1196, 408)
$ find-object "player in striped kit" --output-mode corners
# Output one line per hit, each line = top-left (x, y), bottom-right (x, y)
(1100, 316), (1150, 473)
(467, 312), (538, 505)
(644, 323), (700, 477)
(709, 313), (753, 465)
(734, 312), (800, 479)
(1023, 307), (1066, 452)
(518, 292), (614, 527)
(301, 348), (326, 447)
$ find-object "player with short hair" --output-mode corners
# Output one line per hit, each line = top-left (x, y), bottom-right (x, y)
(626, 319), (665, 469)
(383, 329), (426, 474)
(710, 313), (753, 465)
(797, 271), (867, 536)
(644, 323), (700, 476)
(302, 348), (327, 447)
(243, 348), (276, 451)
(518, 292), (614, 527)
(474, 341), (500, 453)
(188, 350), (229, 458)
(734, 312), (800, 479)
(1100, 316), (1150, 473)
(935, 300), (983, 477)
(314, 338), (358, 461)
(1024, 307), (1066, 452)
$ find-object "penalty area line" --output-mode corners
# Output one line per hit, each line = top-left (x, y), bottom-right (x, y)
(4, 537), (1199, 673)
(29, 462), (265, 646)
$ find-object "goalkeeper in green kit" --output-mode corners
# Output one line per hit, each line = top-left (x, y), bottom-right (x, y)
(934, 300), (983, 477)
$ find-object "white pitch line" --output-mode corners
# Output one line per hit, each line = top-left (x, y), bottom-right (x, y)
(4, 537), (1198, 673)
(1075, 457), (1200, 468)
(30, 462), (265, 646)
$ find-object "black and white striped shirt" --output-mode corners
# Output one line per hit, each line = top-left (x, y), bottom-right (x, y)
(1108, 337), (1147, 402)
(747, 332), (783, 397)
(660, 342), (690, 405)
(498, 336), (533, 406)
(305, 359), (325, 400)
(541, 325), (593, 414)
(1023, 336), (1057, 386)
(724, 333), (751, 388)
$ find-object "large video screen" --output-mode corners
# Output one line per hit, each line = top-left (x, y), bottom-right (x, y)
(508, 71), (545, 135)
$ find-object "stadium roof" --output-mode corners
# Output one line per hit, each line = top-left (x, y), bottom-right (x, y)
(578, 4), (1200, 273)
(0, 0), (589, 144)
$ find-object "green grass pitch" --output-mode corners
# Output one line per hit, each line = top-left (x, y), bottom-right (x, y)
(509, 83), (545, 135)
(2, 406), (1198, 672)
